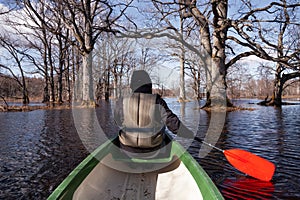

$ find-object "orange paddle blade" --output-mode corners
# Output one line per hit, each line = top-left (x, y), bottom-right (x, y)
(224, 149), (275, 181)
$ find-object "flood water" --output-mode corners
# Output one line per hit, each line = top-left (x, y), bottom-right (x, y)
(0, 99), (300, 199)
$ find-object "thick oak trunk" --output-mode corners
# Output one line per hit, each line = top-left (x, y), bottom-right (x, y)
(206, 0), (229, 108)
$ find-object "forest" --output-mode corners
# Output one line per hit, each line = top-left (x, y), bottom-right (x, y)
(0, 0), (299, 109)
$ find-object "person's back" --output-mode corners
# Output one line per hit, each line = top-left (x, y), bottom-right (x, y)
(114, 69), (194, 152)
(120, 92), (165, 148)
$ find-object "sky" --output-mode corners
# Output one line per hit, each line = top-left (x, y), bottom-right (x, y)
(0, 0), (286, 89)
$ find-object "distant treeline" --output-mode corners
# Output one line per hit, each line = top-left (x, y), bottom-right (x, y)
(1, 72), (299, 106)
(0, 74), (44, 103)
(0, 73), (178, 105)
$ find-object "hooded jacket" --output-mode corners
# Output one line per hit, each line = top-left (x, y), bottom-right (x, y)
(114, 70), (192, 150)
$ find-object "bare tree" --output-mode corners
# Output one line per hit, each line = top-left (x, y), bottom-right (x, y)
(269, 2), (300, 106)
(0, 36), (30, 104)
(18, 2), (54, 104)
(184, 48), (205, 100)
(227, 0), (300, 106)
(146, 0), (300, 108)
(23, 0), (132, 106)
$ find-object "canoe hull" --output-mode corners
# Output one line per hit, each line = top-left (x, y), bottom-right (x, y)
(48, 137), (224, 200)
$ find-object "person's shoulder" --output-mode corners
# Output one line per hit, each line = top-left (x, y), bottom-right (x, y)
(154, 94), (167, 104)
(153, 93), (162, 100)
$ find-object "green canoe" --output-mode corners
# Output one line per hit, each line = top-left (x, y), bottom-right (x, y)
(48, 135), (224, 200)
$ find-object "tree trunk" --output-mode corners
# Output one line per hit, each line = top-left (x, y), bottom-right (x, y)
(21, 74), (29, 105)
(49, 71), (55, 105)
(179, 53), (186, 101)
(57, 31), (65, 104)
(57, 48), (64, 104)
(179, 14), (186, 101)
(48, 44), (55, 105)
(57, 71), (63, 104)
(16, 55), (29, 105)
(42, 55), (50, 103)
(42, 35), (50, 103)
(196, 68), (201, 99)
(272, 63), (283, 106)
(188, 1), (213, 106)
(113, 74), (118, 99)
(119, 65), (124, 98)
(269, 2), (291, 107)
(105, 68), (110, 101)
(81, 1), (95, 106)
(74, 58), (83, 102)
(112, 60), (118, 99)
(95, 78), (103, 104)
(82, 51), (94, 105)
(209, 0), (229, 108)
(72, 47), (81, 102)
(65, 51), (71, 103)
(42, 81), (50, 103)
(269, 71), (300, 107)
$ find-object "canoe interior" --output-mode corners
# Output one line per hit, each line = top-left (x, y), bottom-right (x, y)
(47, 137), (224, 200)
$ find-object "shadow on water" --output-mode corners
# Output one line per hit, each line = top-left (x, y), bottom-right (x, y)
(0, 99), (300, 199)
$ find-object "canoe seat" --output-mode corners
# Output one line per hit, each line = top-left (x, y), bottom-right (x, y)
(110, 137), (173, 163)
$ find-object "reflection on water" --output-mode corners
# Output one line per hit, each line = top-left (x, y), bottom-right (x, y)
(221, 177), (275, 199)
(0, 109), (90, 199)
(0, 99), (300, 199)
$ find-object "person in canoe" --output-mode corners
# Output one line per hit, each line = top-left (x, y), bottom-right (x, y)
(114, 69), (194, 154)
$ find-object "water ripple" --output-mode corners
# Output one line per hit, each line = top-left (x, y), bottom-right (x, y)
(0, 100), (300, 199)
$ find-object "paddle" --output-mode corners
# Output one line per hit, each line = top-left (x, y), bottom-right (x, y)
(194, 137), (275, 182)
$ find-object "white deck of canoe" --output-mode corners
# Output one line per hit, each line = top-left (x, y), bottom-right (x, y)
(73, 154), (203, 200)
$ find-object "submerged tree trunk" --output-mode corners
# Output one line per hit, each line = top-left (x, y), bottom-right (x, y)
(81, 0), (95, 106)
(256, 2), (299, 107)
(20, 71), (29, 105)
(272, 63), (284, 106)
(259, 70), (300, 106)
(267, 71), (300, 106)
(207, 0), (229, 108)
(186, 0), (231, 108)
